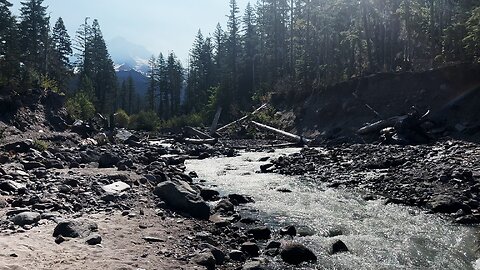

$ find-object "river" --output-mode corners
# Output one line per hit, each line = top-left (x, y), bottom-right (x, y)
(186, 148), (480, 270)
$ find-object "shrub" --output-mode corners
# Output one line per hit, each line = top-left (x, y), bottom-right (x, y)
(66, 92), (95, 120)
(33, 140), (49, 151)
(114, 109), (130, 128)
(129, 111), (160, 131)
(161, 113), (204, 129)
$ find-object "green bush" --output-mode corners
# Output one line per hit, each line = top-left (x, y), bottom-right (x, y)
(66, 92), (95, 120)
(161, 113), (204, 129)
(114, 109), (130, 128)
(129, 110), (160, 131)
(33, 140), (49, 151)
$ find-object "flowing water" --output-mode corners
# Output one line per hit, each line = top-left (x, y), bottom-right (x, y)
(186, 148), (480, 270)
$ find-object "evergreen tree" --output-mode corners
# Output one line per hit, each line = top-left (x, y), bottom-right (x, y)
(18, 0), (50, 74)
(50, 17), (72, 89)
(157, 53), (168, 118)
(166, 52), (183, 117)
(146, 55), (157, 111)
(0, 0), (19, 91)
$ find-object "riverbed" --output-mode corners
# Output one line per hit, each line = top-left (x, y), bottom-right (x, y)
(186, 148), (480, 270)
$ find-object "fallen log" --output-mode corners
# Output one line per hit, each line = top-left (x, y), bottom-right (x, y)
(185, 126), (212, 139)
(216, 103), (268, 133)
(251, 121), (311, 145)
(183, 138), (218, 145)
(356, 117), (405, 135)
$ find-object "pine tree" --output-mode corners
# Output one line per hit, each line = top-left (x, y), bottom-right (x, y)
(146, 55), (157, 111)
(0, 0), (19, 91)
(50, 17), (72, 89)
(166, 52), (183, 117)
(157, 53), (168, 118)
(18, 0), (50, 74)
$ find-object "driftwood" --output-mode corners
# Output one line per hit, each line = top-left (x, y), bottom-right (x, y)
(185, 126), (212, 139)
(216, 104), (268, 133)
(251, 121), (311, 145)
(184, 138), (218, 145)
(356, 116), (406, 135)
(209, 107), (223, 136)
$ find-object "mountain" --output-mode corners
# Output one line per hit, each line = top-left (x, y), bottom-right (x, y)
(116, 69), (149, 98)
(107, 37), (152, 75)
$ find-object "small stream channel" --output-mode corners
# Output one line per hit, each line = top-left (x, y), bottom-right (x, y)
(186, 148), (480, 270)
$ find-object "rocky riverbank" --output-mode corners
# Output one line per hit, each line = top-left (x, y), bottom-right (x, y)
(261, 139), (480, 225)
(0, 128), (322, 269)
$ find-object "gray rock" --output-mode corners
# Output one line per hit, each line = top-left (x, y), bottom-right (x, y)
(214, 199), (234, 213)
(12, 212), (41, 226)
(154, 181), (210, 220)
(85, 233), (102, 245)
(193, 252), (216, 270)
(102, 181), (130, 194)
(0, 180), (26, 192)
(329, 239), (349, 254)
(280, 242), (317, 265)
(229, 249), (245, 262)
(243, 260), (266, 270)
(98, 152), (120, 168)
(241, 242), (260, 257)
(53, 219), (98, 238)
(247, 226), (271, 240)
(280, 225), (296, 236)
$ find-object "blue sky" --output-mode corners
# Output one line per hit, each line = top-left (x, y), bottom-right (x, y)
(9, 0), (251, 63)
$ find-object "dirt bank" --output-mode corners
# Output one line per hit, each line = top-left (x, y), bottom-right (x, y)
(273, 63), (480, 142)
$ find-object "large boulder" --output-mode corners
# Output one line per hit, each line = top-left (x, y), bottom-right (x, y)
(429, 195), (471, 214)
(280, 242), (317, 265)
(53, 219), (98, 238)
(12, 211), (41, 226)
(98, 152), (121, 168)
(154, 181), (210, 220)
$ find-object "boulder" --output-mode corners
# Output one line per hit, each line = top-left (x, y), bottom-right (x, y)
(53, 219), (98, 238)
(3, 141), (32, 153)
(228, 194), (254, 205)
(12, 211), (41, 226)
(329, 240), (349, 254)
(200, 188), (220, 201)
(214, 199), (235, 213)
(229, 250), (245, 262)
(241, 242), (260, 257)
(429, 195), (471, 214)
(98, 152), (121, 168)
(193, 252), (216, 270)
(247, 226), (271, 240)
(154, 181), (210, 220)
(280, 242), (317, 265)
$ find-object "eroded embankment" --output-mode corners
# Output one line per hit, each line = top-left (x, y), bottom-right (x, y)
(272, 63), (480, 141)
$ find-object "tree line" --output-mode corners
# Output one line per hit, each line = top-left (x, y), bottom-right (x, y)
(182, 0), (480, 120)
(1, 0), (479, 126)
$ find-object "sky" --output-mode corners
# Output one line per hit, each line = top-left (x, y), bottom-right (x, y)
(9, 0), (251, 63)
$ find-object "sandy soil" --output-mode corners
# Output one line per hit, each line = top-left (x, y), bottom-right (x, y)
(0, 208), (204, 270)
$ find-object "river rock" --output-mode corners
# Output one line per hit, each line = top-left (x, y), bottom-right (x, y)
(215, 199), (234, 213)
(53, 219), (98, 238)
(98, 152), (120, 168)
(329, 239), (349, 254)
(12, 211), (41, 226)
(85, 233), (102, 245)
(200, 188), (220, 201)
(280, 242), (317, 265)
(429, 195), (470, 214)
(229, 249), (245, 262)
(154, 181), (210, 220)
(102, 181), (130, 194)
(241, 242), (260, 257)
(193, 252), (216, 270)
(280, 225), (296, 236)
(247, 226), (271, 240)
(228, 194), (254, 205)
(242, 260), (266, 270)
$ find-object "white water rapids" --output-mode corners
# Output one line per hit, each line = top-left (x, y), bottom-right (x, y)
(186, 148), (480, 270)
